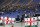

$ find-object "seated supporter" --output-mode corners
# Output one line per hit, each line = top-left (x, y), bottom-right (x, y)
(20, 14), (25, 22)
(16, 18), (20, 21)
(20, 18), (24, 22)
(16, 14), (20, 22)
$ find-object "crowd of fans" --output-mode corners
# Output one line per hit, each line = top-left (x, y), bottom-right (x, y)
(0, 0), (40, 27)
(0, 3), (40, 12)
(0, 3), (40, 17)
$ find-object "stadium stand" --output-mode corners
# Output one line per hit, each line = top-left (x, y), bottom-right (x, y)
(0, 0), (40, 27)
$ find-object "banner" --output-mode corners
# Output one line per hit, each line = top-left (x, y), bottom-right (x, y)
(0, 17), (3, 23)
(25, 16), (40, 27)
(0, 16), (15, 24)
(4, 17), (11, 24)
(25, 17), (37, 26)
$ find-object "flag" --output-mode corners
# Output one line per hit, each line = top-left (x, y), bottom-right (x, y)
(0, 16), (3, 23)
(12, 18), (15, 24)
(25, 17), (37, 27)
(31, 17), (37, 26)
(0, 16), (15, 24)
(4, 17), (11, 24)
(25, 18), (30, 26)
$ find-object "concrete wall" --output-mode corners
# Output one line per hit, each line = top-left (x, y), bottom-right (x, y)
(0, 22), (25, 27)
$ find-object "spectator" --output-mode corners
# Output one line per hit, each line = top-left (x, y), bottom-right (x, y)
(16, 14), (20, 22)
